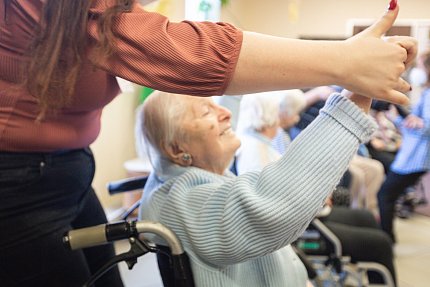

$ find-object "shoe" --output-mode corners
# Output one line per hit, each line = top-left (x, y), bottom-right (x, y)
(396, 208), (411, 219)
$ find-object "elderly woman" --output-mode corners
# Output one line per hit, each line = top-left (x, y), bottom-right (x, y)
(235, 91), (284, 173)
(139, 90), (376, 287)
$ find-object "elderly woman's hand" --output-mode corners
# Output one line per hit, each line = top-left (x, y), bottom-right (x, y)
(339, 4), (417, 106)
(341, 90), (372, 114)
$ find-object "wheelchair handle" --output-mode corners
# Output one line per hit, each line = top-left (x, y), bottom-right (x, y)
(63, 220), (185, 255)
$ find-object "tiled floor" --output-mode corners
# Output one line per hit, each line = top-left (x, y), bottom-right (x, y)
(394, 214), (430, 287)
(114, 213), (430, 287)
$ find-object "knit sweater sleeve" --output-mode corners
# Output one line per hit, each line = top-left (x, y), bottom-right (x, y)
(155, 94), (376, 267)
(87, 1), (242, 96)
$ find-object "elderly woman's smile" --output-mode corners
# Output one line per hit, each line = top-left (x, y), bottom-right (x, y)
(140, 92), (241, 175)
(177, 97), (241, 174)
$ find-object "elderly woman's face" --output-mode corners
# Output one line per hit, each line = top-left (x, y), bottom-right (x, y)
(279, 111), (300, 130)
(179, 97), (241, 174)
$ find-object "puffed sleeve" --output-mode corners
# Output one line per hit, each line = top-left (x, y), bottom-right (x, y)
(87, 1), (243, 96)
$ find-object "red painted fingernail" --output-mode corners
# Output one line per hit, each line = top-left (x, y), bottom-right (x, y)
(388, 0), (397, 10)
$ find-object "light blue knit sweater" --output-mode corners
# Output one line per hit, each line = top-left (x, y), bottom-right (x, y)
(140, 94), (376, 287)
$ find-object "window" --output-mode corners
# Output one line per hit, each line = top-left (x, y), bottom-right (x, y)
(185, 0), (221, 21)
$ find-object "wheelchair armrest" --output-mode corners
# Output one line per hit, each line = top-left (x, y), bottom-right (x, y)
(107, 176), (149, 195)
(311, 219), (342, 258)
(157, 245), (195, 287)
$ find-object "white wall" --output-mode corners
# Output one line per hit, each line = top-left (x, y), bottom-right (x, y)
(222, 0), (430, 38)
(91, 89), (140, 208)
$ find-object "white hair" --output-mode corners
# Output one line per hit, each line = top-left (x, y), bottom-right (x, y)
(279, 89), (306, 117)
(237, 91), (282, 133)
(136, 91), (188, 172)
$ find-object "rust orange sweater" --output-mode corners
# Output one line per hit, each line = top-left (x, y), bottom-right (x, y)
(0, 0), (242, 151)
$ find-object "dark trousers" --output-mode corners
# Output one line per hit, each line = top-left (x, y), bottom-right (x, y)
(377, 170), (426, 242)
(366, 145), (397, 174)
(323, 207), (396, 285)
(0, 148), (123, 287)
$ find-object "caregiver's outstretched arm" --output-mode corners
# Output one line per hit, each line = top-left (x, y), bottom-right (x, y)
(225, 3), (417, 106)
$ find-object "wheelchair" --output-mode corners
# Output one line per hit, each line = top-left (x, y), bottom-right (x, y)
(63, 175), (195, 287)
(294, 217), (395, 287)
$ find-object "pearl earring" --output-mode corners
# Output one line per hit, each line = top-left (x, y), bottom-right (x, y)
(182, 153), (191, 162)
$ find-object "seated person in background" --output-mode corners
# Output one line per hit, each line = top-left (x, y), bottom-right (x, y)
(272, 89), (307, 155)
(289, 86), (334, 140)
(293, 86), (385, 217)
(235, 91), (288, 173)
(367, 101), (403, 173)
(348, 150), (385, 217)
(235, 92), (396, 285)
(139, 89), (378, 287)
(378, 50), (430, 243)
